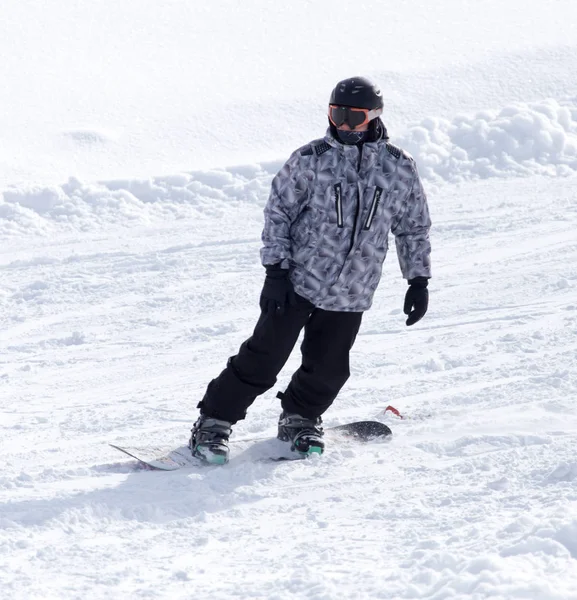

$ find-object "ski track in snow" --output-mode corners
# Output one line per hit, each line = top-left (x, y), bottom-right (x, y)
(1, 159), (577, 598)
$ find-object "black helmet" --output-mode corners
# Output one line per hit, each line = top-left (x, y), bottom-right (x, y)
(329, 76), (383, 110)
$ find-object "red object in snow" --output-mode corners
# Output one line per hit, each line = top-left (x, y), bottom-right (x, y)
(384, 405), (404, 419)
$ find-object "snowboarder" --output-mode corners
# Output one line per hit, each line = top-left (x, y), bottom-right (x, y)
(190, 76), (432, 464)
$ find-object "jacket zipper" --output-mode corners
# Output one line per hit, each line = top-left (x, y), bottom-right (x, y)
(335, 146), (362, 281)
(364, 186), (383, 230)
(348, 184), (360, 255)
(334, 183), (344, 228)
(348, 146), (363, 255)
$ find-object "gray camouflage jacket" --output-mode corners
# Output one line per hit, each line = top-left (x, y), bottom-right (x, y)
(261, 128), (431, 312)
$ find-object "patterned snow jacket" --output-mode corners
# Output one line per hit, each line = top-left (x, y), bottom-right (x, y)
(261, 128), (431, 312)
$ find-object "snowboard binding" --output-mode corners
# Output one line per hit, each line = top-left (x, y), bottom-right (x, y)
(277, 411), (325, 456)
(189, 415), (232, 465)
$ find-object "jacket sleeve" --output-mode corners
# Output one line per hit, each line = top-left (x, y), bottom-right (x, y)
(260, 152), (309, 268)
(391, 159), (432, 280)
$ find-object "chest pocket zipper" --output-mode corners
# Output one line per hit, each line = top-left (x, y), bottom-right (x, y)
(364, 186), (383, 230)
(334, 183), (344, 228)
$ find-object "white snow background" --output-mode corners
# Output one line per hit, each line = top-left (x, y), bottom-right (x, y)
(1, 1), (577, 599)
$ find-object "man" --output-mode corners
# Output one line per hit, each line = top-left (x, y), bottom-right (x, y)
(189, 76), (432, 465)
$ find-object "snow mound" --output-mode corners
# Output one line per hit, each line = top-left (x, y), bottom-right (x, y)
(401, 97), (577, 181)
(2, 98), (577, 236)
(0, 167), (276, 237)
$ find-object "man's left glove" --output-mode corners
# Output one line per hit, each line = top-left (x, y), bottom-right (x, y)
(261, 264), (296, 315)
(404, 277), (429, 326)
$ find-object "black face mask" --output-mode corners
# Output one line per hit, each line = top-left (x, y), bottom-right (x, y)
(336, 128), (370, 145)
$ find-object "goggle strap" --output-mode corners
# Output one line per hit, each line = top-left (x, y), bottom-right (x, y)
(367, 108), (383, 121)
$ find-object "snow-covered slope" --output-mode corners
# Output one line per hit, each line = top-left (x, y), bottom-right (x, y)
(2, 173), (577, 599)
(2, 0), (577, 186)
(2, 1), (577, 599)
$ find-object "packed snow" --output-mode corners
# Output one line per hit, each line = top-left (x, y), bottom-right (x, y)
(1, 1), (577, 599)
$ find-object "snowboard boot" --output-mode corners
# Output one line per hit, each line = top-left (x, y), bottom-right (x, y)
(277, 411), (324, 456)
(189, 415), (232, 465)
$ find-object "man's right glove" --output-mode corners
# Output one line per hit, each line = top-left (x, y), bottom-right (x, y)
(403, 277), (429, 326)
(260, 264), (296, 315)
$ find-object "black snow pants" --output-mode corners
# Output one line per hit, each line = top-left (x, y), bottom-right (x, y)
(198, 293), (363, 424)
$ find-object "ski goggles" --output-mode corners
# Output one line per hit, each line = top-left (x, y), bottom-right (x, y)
(328, 104), (383, 129)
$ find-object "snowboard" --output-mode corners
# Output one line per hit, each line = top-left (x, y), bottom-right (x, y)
(110, 420), (392, 471)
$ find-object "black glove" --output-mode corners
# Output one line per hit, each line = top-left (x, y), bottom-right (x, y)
(260, 264), (296, 315)
(403, 277), (429, 326)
